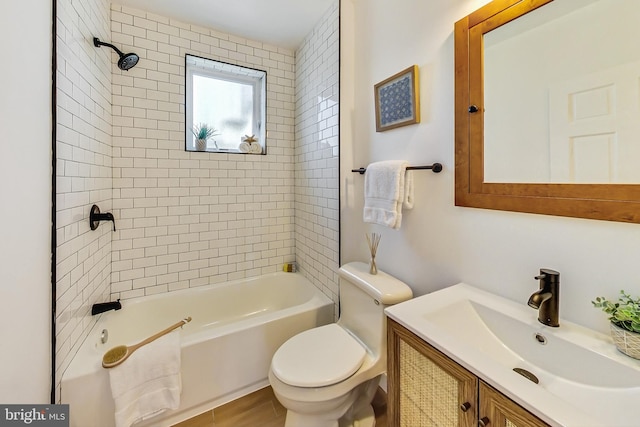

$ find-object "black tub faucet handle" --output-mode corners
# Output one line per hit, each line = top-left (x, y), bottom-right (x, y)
(90, 204), (116, 231)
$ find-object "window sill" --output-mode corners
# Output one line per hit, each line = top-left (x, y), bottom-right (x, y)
(186, 147), (265, 155)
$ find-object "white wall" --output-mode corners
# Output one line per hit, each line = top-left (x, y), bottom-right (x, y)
(0, 0), (52, 403)
(340, 0), (640, 334)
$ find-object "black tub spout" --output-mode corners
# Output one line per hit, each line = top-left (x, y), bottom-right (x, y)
(91, 299), (122, 315)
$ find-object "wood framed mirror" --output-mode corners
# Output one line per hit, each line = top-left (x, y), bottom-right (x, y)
(455, 0), (640, 223)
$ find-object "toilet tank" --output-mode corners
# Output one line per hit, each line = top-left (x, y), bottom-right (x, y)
(337, 262), (413, 357)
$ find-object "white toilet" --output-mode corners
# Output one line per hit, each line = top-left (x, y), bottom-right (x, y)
(268, 261), (413, 427)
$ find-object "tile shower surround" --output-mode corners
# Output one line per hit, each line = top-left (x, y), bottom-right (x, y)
(55, 0), (339, 398)
(294, 2), (340, 305)
(109, 5), (297, 299)
(55, 0), (113, 398)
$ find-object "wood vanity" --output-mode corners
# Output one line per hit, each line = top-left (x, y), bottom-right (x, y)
(387, 318), (549, 427)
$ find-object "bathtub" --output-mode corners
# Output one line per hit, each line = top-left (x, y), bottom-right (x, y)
(61, 272), (334, 427)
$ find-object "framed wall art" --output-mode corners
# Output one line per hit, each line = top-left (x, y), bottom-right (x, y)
(374, 65), (420, 132)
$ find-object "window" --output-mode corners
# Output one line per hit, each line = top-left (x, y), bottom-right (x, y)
(185, 55), (266, 153)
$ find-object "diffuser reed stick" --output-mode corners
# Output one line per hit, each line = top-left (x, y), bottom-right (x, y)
(366, 233), (381, 275)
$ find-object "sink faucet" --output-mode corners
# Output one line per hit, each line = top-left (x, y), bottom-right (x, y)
(528, 269), (560, 327)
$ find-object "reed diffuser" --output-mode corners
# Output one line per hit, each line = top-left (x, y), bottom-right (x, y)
(366, 233), (381, 275)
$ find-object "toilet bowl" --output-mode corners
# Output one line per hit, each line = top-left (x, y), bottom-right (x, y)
(268, 262), (413, 427)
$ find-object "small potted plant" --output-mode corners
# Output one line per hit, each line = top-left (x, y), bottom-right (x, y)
(192, 123), (219, 151)
(593, 290), (640, 359)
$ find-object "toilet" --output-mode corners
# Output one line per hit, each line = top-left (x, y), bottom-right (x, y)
(268, 261), (413, 427)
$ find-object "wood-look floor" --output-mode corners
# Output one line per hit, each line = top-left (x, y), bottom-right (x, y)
(173, 386), (388, 427)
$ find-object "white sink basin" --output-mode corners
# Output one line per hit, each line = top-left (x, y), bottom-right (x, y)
(385, 283), (640, 427)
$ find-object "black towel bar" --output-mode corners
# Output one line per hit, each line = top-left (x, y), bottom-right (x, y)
(351, 163), (442, 174)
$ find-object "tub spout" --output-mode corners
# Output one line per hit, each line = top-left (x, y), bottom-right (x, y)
(91, 299), (121, 315)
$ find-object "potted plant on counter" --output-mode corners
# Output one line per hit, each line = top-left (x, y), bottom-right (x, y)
(593, 290), (640, 359)
(192, 123), (219, 151)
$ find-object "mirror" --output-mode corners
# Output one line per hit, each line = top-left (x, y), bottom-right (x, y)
(484, 0), (640, 184)
(455, 0), (640, 223)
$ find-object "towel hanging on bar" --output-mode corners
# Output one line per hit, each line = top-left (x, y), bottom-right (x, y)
(363, 160), (413, 229)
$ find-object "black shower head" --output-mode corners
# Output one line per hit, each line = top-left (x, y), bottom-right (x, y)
(117, 52), (139, 71)
(93, 37), (139, 71)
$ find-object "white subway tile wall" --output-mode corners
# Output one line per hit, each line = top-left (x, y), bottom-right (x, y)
(294, 2), (340, 306)
(109, 4), (298, 299)
(55, 0), (113, 398)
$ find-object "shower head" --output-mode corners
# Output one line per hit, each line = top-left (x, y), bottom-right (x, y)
(93, 37), (139, 71)
(117, 52), (139, 71)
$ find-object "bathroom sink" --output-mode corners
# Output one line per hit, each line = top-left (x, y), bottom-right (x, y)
(385, 283), (640, 427)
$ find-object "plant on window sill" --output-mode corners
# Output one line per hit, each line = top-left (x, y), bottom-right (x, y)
(192, 123), (220, 151)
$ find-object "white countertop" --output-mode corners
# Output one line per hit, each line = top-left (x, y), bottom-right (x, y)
(385, 283), (640, 427)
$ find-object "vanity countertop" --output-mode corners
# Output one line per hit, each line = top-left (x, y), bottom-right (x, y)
(385, 283), (640, 427)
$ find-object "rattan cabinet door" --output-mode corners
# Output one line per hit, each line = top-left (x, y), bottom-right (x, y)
(388, 319), (477, 427)
(479, 382), (550, 427)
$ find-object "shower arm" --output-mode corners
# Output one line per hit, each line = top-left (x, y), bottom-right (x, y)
(93, 37), (124, 57)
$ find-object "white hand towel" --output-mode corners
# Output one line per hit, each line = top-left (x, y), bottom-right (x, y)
(109, 330), (182, 427)
(363, 160), (414, 229)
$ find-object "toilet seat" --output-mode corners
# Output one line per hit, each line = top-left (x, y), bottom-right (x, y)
(271, 324), (366, 387)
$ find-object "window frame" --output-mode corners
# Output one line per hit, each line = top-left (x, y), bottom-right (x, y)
(185, 54), (267, 154)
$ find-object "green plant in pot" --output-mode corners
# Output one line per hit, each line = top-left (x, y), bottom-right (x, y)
(192, 123), (219, 151)
(593, 290), (640, 359)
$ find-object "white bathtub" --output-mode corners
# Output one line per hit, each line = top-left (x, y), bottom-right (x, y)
(61, 272), (334, 427)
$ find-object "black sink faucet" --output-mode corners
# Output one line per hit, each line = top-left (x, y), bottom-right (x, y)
(91, 299), (122, 315)
(528, 269), (560, 327)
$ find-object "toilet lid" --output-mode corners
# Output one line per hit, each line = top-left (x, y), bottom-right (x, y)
(271, 324), (367, 387)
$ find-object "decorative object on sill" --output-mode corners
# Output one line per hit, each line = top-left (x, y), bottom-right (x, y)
(192, 122), (219, 151)
(366, 233), (381, 275)
(363, 160), (414, 229)
(250, 142), (262, 154)
(352, 162), (443, 174)
(239, 134), (262, 154)
(593, 291), (640, 359)
(374, 65), (420, 132)
(90, 204), (116, 231)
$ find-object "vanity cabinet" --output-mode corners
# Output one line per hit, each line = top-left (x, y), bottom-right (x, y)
(387, 318), (549, 427)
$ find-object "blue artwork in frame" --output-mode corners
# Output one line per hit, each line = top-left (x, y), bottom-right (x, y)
(374, 65), (420, 132)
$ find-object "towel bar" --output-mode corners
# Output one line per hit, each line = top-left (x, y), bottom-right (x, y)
(351, 163), (442, 174)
